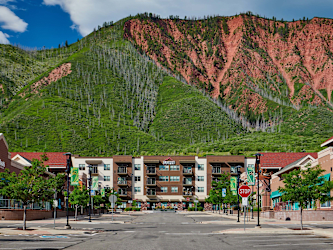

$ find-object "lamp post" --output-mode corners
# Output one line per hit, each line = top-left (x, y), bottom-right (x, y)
(88, 164), (92, 222)
(234, 165), (242, 223)
(64, 152), (72, 229)
(255, 153), (263, 228)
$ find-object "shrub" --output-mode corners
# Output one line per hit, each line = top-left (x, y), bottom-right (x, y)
(132, 207), (140, 211)
(124, 207), (131, 211)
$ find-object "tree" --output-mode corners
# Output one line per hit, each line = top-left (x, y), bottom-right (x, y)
(206, 173), (237, 213)
(65, 40), (68, 47)
(69, 186), (89, 221)
(0, 154), (65, 230)
(279, 165), (333, 230)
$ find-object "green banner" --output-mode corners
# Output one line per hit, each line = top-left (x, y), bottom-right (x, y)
(232, 190), (237, 196)
(247, 165), (255, 186)
(70, 167), (79, 186)
(101, 188), (105, 197)
(92, 176), (99, 191)
(230, 176), (237, 193)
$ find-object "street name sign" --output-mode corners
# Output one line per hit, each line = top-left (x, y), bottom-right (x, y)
(238, 185), (252, 198)
(194, 200), (199, 203)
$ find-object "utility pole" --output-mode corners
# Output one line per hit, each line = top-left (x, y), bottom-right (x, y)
(64, 153), (72, 229)
(255, 153), (263, 228)
(88, 164), (92, 222)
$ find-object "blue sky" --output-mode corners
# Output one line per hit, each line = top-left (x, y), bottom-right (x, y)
(1, 0), (333, 48)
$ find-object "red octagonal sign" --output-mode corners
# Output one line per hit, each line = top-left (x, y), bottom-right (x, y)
(238, 185), (252, 198)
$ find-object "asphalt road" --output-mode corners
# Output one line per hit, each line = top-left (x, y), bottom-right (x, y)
(1, 212), (333, 250)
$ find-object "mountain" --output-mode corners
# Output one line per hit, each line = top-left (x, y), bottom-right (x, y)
(0, 14), (332, 156)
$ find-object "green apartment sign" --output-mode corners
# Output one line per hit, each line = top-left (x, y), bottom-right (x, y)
(247, 165), (255, 186)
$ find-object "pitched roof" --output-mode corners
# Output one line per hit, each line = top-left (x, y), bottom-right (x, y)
(321, 136), (333, 147)
(10, 152), (67, 168)
(273, 155), (315, 176)
(260, 152), (318, 169)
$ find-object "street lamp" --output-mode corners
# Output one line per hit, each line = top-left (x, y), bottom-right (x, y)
(88, 164), (92, 222)
(234, 165), (242, 223)
(255, 153), (263, 228)
(64, 152), (72, 229)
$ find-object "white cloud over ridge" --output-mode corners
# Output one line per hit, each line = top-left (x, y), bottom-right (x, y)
(0, 31), (10, 44)
(43, 0), (333, 37)
(0, 6), (27, 32)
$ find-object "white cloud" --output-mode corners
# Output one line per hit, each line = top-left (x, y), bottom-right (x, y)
(43, 0), (333, 36)
(0, 31), (10, 44)
(0, 0), (16, 4)
(0, 6), (27, 32)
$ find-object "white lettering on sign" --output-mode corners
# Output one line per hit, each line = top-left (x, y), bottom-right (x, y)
(239, 189), (251, 195)
(0, 159), (5, 169)
(163, 161), (175, 165)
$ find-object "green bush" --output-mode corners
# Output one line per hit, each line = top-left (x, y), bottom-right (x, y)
(132, 207), (140, 211)
(124, 207), (131, 211)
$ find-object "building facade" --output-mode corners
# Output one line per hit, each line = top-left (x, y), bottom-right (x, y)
(71, 155), (249, 209)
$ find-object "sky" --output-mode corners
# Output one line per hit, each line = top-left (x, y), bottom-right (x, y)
(1, 0), (333, 48)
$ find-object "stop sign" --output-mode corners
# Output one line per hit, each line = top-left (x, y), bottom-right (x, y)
(186, 197), (190, 202)
(238, 185), (252, 198)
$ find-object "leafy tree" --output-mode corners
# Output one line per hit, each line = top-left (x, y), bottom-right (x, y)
(65, 40), (69, 47)
(0, 154), (65, 230)
(279, 165), (333, 230)
(206, 172), (237, 213)
(69, 186), (89, 221)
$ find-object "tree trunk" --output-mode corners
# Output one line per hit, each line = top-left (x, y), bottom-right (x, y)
(75, 205), (78, 221)
(300, 207), (303, 230)
(219, 203), (221, 214)
(23, 205), (27, 230)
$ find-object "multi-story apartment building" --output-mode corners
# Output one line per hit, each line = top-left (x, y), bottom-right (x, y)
(71, 155), (248, 210)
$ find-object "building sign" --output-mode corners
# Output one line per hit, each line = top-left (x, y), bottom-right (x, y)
(101, 188), (105, 197)
(246, 165), (255, 186)
(163, 157), (175, 165)
(70, 167), (79, 186)
(0, 159), (5, 169)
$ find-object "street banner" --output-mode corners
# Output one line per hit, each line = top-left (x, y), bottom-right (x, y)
(92, 176), (99, 190)
(70, 167), (79, 186)
(247, 165), (255, 186)
(222, 188), (226, 197)
(101, 188), (105, 197)
(230, 176), (237, 195)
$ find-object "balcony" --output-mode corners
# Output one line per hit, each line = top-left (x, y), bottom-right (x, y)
(146, 178), (156, 186)
(212, 167), (221, 175)
(146, 167), (156, 175)
(182, 191), (193, 197)
(147, 189), (156, 197)
(183, 168), (193, 175)
(117, 167), (127, 175)
(117, 180), (127, 186)
(118, 189), (127, 197)
(183, 179), (193, 186)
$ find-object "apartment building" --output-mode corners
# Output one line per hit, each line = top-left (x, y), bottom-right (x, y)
(71, 155), (247, 209)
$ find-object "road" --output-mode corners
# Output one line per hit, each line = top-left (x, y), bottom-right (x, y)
(1, 212), (333, 250)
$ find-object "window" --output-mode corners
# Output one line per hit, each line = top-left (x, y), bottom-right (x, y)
(170, 176), (180, 182)
(159, 176), (169, 182)
(170, 165), (180, 171)
(135, 176), (141, 182)
(197, 176), (204, 181)
(79, 164), (85, 170)
(134, 187), (141, 193)
(197, 187), (204, 192)
(159, 165), (169, 171)
(104, 164), (110, 170)
(171, 187), (178, 193)
(104, 176), (110, 181)
(321, 194), (331, 208)
(134, 164), (141, 170)
(198, 164), (204, 170)
(161, 187), (168, 193)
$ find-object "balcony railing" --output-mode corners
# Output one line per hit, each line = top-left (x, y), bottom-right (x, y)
(118, 190), (127, 196)
(117, 180), (127, 185)
(146, 168), (156, 175)
(182, 191), (193, 196)
(183, 168), (193, 175)
(117, 167), (127, 175)
(146, 178), (156, 185)
(183, 179), (193, 185)
(212, 168), (221, 175)
(147, 189), (156, 196)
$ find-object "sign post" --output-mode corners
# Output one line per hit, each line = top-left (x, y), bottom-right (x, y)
(238, 185), (252, 231)
(109, 195), (117, 222)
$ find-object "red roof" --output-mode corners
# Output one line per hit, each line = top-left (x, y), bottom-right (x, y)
(322, 136), (333, 146)
(260, 152), (318, 169)
(11, 152), (67, 168)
